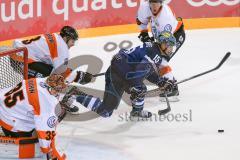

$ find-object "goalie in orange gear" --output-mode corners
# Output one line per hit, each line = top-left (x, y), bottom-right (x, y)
(0, 74), (71, 159)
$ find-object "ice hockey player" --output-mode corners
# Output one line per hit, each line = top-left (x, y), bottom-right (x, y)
(71, 31), (177, 118)
(12, 26), (93, 114)
(137, 0), (185, 58)
(0, 74), (70, 159)
(136, 0), (185, 100)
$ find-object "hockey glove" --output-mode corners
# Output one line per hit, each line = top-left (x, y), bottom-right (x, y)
(157, 77), (175, 94)
(138, 32), (154, 43)
(74, 71), (93, 84)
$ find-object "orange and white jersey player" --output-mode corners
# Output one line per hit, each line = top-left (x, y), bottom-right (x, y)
(137, 0), (185, 61)
(137, 0), (182, 35)
(13, 26), (78, 78)
(0, 75), (69, 159)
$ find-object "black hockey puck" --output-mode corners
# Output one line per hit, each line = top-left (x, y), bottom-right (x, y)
(218, 129), (224, 133)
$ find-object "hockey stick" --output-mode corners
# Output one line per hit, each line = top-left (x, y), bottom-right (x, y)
(158, 93), (171, 115)
(57, 86), (78, 122)
(93, 72), (105, 77)
(58, 86), (87, 122)
(154, 52), (231, 115)
(147, 52), (231, 96)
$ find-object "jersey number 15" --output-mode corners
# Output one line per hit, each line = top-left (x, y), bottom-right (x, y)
(153, 55), (161, 63)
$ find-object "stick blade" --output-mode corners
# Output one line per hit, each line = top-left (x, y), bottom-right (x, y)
(158, 108), (171, 115)
(217, 52), (231, 69)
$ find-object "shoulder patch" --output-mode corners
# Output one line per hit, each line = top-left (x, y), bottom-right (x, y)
(40, 82), (48, 88)
(47, 116), (57, 128)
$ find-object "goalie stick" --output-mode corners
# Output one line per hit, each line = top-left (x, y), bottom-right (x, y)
(155, 52), (231, 115)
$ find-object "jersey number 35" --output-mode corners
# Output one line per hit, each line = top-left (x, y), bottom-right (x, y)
(4, 83), (25, 108)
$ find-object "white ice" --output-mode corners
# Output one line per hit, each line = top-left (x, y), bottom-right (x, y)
(5, 28), (240, 160)
(59, 28), (240, 160)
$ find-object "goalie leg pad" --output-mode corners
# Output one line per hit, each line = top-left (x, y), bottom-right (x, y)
(0, 135), (44, 159)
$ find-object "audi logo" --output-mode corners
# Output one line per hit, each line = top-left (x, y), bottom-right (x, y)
(186, 0), (240, 7)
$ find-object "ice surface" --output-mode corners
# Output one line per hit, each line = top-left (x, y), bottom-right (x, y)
(2, 28), (240, 160)
(58, 28), (240, 160)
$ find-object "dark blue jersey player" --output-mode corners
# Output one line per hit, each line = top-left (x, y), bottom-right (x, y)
(75, 31), (177, 118)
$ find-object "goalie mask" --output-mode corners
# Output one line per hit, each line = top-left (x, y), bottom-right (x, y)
(46, 74), (67, 93)
(156, 31), (176, 59)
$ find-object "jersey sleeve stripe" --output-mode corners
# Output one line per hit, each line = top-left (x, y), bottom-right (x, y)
(25, 79), (40, 115)
(37, 131), (48, 140)
(0, 119), (33, 133)
(0, 119), (13, 131)
(40, 147), (50, 153)
(44, 34), (58, 60)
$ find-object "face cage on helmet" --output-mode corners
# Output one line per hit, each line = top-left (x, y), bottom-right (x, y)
(156, 39), (175, 47)
(157, 40), (175, 58)
(165, 41), (175, 47)
(47, 75), (67, 92)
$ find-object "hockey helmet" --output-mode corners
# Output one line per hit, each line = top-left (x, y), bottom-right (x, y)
(156, 31), (176, 59)
(149, 0), (164, 3)
(60, 26), (79, 41)
(156, 31), (176, 47)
